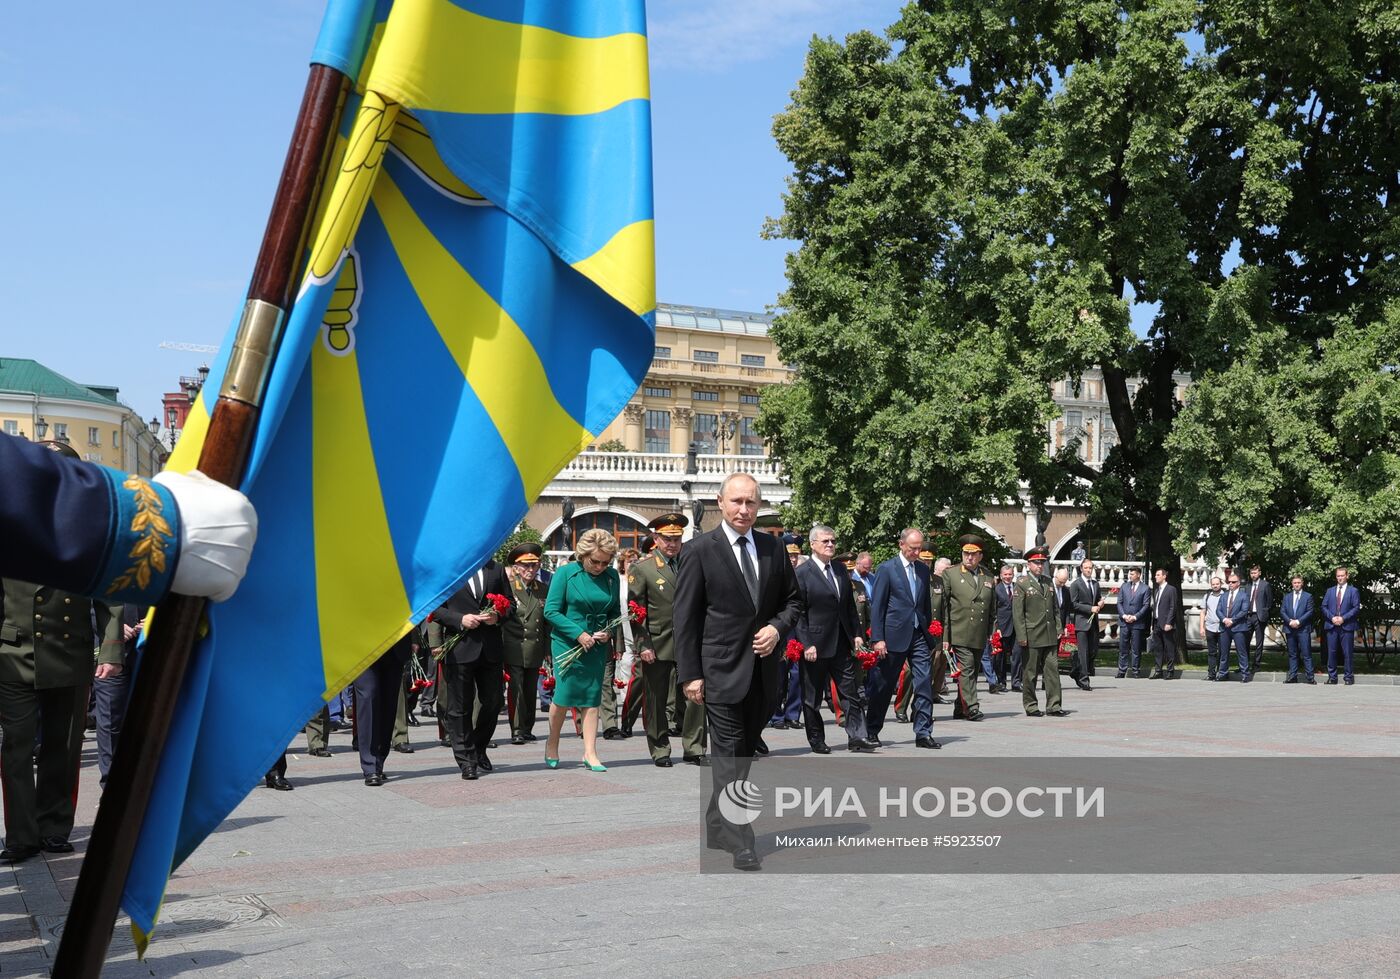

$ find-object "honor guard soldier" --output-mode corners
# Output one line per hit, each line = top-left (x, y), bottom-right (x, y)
(941, 534), (995, 722)
(629, 513), (708, 767)
(1012, 547), (1068, 716)
(502, 543), (550, 744)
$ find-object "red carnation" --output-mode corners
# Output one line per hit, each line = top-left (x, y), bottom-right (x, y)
(855, 650), (878, 670)
(628, 600), (648, 625)
(542, 677), (556, 692)
(538, 666), (548, 676)
(483, 592), (512, 617)
(426, 613), (435, 623)
(784, 638), (804, 663)
(614, 678), (626, 689)
(927, 620), (944, 638)
(990, 630), (1003, 654)
(1064, 622), (1077, 638)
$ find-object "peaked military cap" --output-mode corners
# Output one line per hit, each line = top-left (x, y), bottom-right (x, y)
(958, 533), (985, 554)
(507, 542), (543, 564)
(648, 512), (688, 537)
(1024, 546), (1050, 562)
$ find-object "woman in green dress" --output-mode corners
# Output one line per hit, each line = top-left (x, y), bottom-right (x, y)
(543, 528), (620, 771)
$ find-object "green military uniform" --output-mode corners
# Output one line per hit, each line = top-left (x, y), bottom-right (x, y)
(1012, 549), (1063, 715)
(941, 536), (995, 720)
(629, 515), (707, 764)
(502, 545), (551, 742)
(0, 579), (111, 856)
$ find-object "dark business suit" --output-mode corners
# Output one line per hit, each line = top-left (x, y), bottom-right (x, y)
(1281, 589), (1315, 681)
(792, 558), (868, 747)
(1069, 575), (1102, 677)
(433, 561), (515, 773)
(1116, 579), (1149, 676)
(1321, 583), (1360, 683)
(981, 580), (1018, 690)
(867, 557), (934, 739)
(1247, 577), (1274, 672)
(675, 524), (801, 853)
(1150, 582), (1178, 674)
(1218, 587), (1253, 679)
(96, 603), (144, 787)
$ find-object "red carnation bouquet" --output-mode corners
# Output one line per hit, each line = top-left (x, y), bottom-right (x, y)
(784, 638), (804, 663)
(1058, 621), (1078, 659)
(628, 600), (647, 625)
(407, 649), (435, 693)
(541, 675), (557, 692)
(433, 593), (511, 661)
(927, 620), (944, 638)
(990, 630), (1003, 655)
(855, 648), (878, 670)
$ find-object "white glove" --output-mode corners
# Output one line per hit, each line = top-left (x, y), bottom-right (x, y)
(153, 470), (258, 603)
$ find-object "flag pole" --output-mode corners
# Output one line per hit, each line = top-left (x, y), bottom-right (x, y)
(54, 62), (350, 978)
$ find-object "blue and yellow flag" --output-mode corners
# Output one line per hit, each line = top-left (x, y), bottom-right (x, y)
(124, 0), (652, 948)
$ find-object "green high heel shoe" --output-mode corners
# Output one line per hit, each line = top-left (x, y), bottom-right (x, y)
(545, 751), (559, 769)
(582, 760), (607, 772)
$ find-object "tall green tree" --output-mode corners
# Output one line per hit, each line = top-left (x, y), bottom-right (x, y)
(760, 0), (1397, 582)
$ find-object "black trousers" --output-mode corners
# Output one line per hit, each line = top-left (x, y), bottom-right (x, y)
(1078, 623), (1099, 676)
(705, 658), (767, 854)
(0, 681), (87, 848)
(800, 650), (867, 745)
(442, 655), (503, 771)
(93, 670), (132, 788)
(506, 662), (539, 737)
(353, 649), (407, 776)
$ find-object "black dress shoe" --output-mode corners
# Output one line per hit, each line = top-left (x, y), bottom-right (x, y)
(1283, 677), (1298, 684)
(440, 736), (451, 746)
(462, 765), (479, 780)
(754, 739), (769, 756)
(1, 844), (40, 862)
(1325, 677), (1338, 684)
(511, 734), (526, 745)
(894, 712), (909, 723)
(1047, 708), (1069, 716)
(668, 725), (683, 737)
(985, 685), (1001, 694)
(1148, 671), (1163, 679)
(523, 732), (539, 742)
(683, 754), (711, 767)
(654, 757), (673, 767)
(476, 754), (494, 772)
(1026, 709), (1044, 717)
(1076, 678), (1092, 691)
(1305, 678), (1317, 684)
(914, 736), (942, 749)
(847, 739), (877, 753)
(405, 713), (420, 727)
(732, 848), (762, 871)
(965, 711), (984, 721)
(392, 742), (415, 753)
(40, 836), (74, 854)
(1345, 678), (1354, 685)
(264, 773), (293, 791)
(931, 695), (946, 704)
(1115, 672), (1126, 679)
(308, 747), (332, 757)
(364, 773), (386, 786)
(487, 740), (498, 749)
(603, 728), (623, 740)
(810, 742), (831, 754)
(1241, 674), (1253, 683)
(1205, 674), (1216, 681)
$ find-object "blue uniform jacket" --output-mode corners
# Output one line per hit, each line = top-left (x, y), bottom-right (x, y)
(0, 433), (180, 605)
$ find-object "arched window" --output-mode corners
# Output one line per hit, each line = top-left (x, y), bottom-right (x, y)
(548, 510), (651, 554)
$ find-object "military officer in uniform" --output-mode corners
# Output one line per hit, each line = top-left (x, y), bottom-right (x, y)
(502, 543), (550, 744)
(0, 578), (113, 860)
(941, 534), (994, 722)
(629, 513), (708, 767)
(1013, 547), (1068, 716)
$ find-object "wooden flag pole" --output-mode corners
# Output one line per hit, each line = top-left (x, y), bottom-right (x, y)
(54, 62), (349, 978)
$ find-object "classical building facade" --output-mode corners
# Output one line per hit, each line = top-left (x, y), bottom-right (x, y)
(0, 357), (166, 477)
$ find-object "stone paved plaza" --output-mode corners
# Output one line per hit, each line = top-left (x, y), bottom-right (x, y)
(4, 671), (1398, 977)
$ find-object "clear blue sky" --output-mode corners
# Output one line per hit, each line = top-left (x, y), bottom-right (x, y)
(1, 0), (905, 424)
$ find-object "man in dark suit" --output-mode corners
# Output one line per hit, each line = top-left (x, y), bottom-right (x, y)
(1149, 569), (1179, 679)
(1218, 570), (1254, 682)
(95, 603), (144, 788)
(1281, 575), (1316, 683)
(792, 524), (874, 754)
(1246, 565), (1274, 674)
(981, 564), (1018, 693)
(1321, 566), (1360, 684)
(1069, 558), (1102, 689)
(868, 528), (938, 748)
(352, 631), (416, 785)
(675, 473), (801, 870)
(433, 559), (514, 780)
(1115, 567), (1150, 678)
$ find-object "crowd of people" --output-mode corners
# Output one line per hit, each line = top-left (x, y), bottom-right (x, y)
(0, 440), (1370, 868)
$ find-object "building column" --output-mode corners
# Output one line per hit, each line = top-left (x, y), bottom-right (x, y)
(670, 406), (692, 454)
(622, 403), (644, 451)
(1022, 504), (1038, 552)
